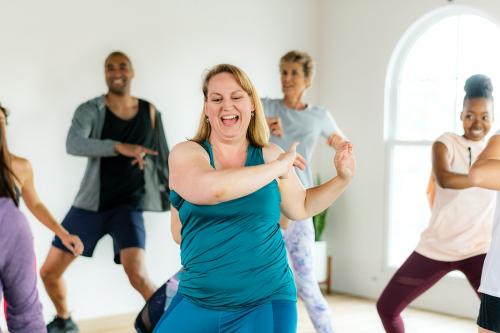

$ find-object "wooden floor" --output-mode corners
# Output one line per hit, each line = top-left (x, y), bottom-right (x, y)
(77, 293), (477, 333)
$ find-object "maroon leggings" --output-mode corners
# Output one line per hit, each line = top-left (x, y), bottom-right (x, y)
(376, 251), (486, 333)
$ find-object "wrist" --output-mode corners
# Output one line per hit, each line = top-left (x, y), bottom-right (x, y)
(337, 172), (353, 183)
(57, 228), (70, 238)
(272, 159), (287, 179)
(114, 142), (122, 154)
(330, 134), (340, 147)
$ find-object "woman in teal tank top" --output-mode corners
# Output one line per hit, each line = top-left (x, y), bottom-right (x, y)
(154, 64), (355, 333)
(171, 140), (293, 311)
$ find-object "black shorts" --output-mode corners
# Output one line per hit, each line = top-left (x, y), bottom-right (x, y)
(477, 293), (500, 332)
(52, 205), (145, 264)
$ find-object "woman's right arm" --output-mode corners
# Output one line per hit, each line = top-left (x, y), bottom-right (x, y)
(432, 141), (472, 189)
(169, 141), (295, 205)
(469, 135), (500, 190)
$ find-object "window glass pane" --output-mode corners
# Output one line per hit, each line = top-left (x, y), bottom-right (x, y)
(396, 17), (459, 141)
(454, 15), (500, 129)
(395, 15), (500, 141)
(457, 15), (500, 81)
(388, 145), (431, 267)
(396, 78), (456, 141)
(401, 16), (459, 82)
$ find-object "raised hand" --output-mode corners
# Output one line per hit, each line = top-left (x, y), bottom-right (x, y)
(334, 144), (355, 180)
(328, 133), (352, 151)
(293, 152), (307, 171)
(115, 143), (158, 170)
(267, 117), (284, 137)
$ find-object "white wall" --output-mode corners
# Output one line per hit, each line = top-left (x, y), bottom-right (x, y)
(0, 0), (319, 323)
(5, 0), (499, 328)
(316, 0), (500, 320)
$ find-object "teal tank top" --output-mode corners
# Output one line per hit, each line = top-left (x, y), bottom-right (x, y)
(170, 141), (296, 310)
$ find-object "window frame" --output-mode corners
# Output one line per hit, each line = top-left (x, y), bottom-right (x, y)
(383, 4), (498, 272)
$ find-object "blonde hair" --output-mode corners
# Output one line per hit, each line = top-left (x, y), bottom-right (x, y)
(279, 50), (314, 79)
(192, 64), (269, 147)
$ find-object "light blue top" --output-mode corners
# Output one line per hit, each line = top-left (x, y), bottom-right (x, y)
(170, 141), (296, 311)
(261, 98), (340, 188)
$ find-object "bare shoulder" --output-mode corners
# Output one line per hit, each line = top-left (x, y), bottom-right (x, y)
(432, 141), (448, 154)
(262, 143), (284, 163)
(488, 134), (500, 146)
(169, 141), (212, 190)
(170, 141), (209, 163)
(11, 155), (32, 173)
(10, 155), (32, 183)
(480, 134), (500, 159)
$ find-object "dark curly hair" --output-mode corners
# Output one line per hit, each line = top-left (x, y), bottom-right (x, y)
(464, 74), (493, 104)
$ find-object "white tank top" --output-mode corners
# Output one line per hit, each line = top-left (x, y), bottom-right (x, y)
(415, 132), (495, 261)
(479, 130), (500, 297)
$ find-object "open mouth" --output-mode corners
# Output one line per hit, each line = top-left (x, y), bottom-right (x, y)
(221, 114), (239, 126)
(471, 128), (484, 136)
(112, 78), (125, 85)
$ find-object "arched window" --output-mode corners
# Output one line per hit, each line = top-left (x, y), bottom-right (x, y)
(385, 6), (500, 268)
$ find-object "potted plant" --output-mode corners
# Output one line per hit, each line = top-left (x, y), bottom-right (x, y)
(312, 175), (328, 282)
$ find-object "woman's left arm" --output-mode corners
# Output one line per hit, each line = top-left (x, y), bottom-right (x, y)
(268, 143), (355, 220)
(469, 135), (500, 190)
(20, 160), (84, 255)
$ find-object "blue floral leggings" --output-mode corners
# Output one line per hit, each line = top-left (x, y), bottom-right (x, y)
(284, 218), (333, 333)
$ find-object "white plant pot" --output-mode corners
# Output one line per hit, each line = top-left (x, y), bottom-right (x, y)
(312, 240), (328, 282)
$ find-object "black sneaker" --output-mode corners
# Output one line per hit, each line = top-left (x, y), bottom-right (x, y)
(47, 316), (79, 333)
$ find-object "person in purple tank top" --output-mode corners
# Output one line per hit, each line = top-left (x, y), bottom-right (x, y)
(0, 104), (83, 255)
(0, 108), (45, 333)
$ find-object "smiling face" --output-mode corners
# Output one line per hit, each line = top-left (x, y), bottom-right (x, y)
(461, 97), (493, 141)
(104, 53), (134, 96)
(280, 61), (310, 99)
(204, 72), (255, 143)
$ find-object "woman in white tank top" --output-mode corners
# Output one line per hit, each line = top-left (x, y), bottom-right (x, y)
(469, 83), (500, 333)
(377, 74), (496, 333)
